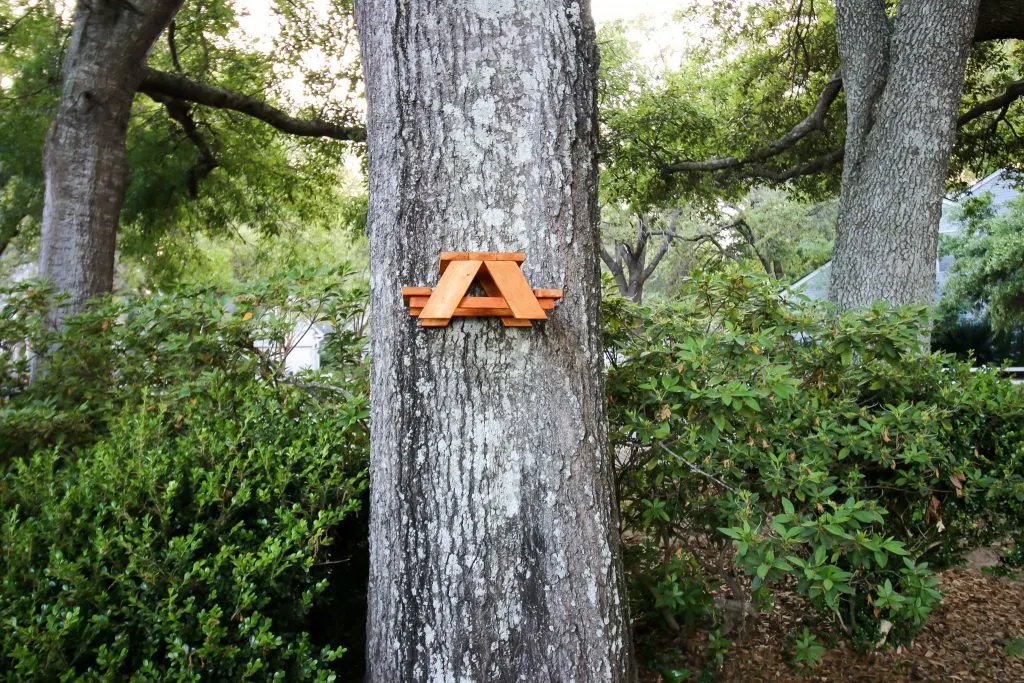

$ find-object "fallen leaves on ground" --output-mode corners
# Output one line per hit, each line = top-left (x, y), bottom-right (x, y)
(645, 565), (1024, 681)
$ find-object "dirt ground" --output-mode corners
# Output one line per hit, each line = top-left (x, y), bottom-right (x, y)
(644, 558), (1024, 681)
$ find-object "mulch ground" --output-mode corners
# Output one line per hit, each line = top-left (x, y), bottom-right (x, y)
(644, 561), (1024, 681)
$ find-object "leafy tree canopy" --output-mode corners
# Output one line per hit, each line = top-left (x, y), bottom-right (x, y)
(940, 192), (1024, 334)
(598, 0), (1024, 206)
(0, 0), (363, 271)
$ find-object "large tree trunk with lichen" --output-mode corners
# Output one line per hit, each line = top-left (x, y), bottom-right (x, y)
(830, 0), (980, 309)
(356, 1), (635, 680)
(39, 0), (182, 326)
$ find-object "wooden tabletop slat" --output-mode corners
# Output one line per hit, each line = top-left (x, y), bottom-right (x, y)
(402, 252), (560, 326)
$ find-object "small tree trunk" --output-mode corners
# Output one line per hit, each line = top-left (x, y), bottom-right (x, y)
(39, 0), (182, 326)
(830, 0), (980, 308)
(357, 1), (635, 680)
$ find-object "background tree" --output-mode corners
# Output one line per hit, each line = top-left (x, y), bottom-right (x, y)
(0, 0), (366, 326)
(938, 194), (1024, 354)
(356, 0), (634, 679)
(595, 17), (837, 301)
(605, 0), (1024, 308)
(829, 0), (980, 308)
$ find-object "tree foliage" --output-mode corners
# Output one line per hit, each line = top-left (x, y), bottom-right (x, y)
(0, 0), (364, 267)
(600, 1), (1024, 198)
(939, 193), (1024, 337)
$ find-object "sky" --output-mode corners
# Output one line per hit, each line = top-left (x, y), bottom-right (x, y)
(238, 1), (689, 37)
(590, 0), (683, 23)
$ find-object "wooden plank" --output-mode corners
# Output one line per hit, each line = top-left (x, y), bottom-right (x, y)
(475, 266), (527, 327)
(419, 260), (481, 321)
(418, 318), (450, 327)
(410, 306), (548, 317)
(483, 260), (548, 320)
(440, 251), (525, 262)
(439, 251), (525, 274)
(408, 296), (505, 309)
(407, 296), (556, 310)
(532, 288), (563, 300)
(401, 286), (433, 302)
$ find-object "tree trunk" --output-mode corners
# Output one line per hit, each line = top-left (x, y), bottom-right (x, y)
(356, 1), (634, 680)
(830, 0), (980, 309)
(39, 0), (182, 325)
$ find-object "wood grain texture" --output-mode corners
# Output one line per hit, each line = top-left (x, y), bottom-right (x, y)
(483, 260), (548, 320)
(417, 260), (483, 320)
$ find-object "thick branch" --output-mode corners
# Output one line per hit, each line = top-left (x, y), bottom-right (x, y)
(138, 68), (366, 142)
(599, 243), (629, 293)
(152, 93), (219, 197)
(741, 148), (845, 182)
(975, 0), (1024, 41)
(663, 73), (842, 175)
(640, 218), (679, 282)
(958, 78), (1024, 126)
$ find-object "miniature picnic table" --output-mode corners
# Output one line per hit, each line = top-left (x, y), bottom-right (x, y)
(401, 252), (563, 328)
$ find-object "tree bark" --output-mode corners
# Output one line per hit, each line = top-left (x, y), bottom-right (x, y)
(356, 1), (634, 680)
(39, 0), (183, 325)
(831, 0), (980, 308)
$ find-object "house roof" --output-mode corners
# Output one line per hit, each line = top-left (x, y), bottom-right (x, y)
(788, 170), (1020, 301)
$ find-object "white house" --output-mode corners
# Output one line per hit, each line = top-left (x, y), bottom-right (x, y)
(788, 170), (1020, 301)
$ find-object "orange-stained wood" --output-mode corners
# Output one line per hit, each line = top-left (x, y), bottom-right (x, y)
(406, 296), (556, 310)
(401, 252), (561, 327)
(439, 251), (525, 274)
(483, 260), (548, 320)
(411, 307), (523, 317)
(401, 286), (433, 302)
(476, 266), (525, 327)
(418, 260), (482, 321)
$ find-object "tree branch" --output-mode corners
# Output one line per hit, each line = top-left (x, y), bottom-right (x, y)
(742, 148), (846, 183)
(975, 0), (1024, 41)
(958, 78), (1024, 127)
(138, 67), (366, 142)
(599, 242), (629, 294)
(151, 92), (219, 198)
(641, 217), (679, 282)
(167, 20), (183, 73)
(662, 72), (842, 175)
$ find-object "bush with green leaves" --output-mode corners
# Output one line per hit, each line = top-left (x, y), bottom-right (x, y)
(604, 271), (1024, 667)
(0, 268), (370, 681)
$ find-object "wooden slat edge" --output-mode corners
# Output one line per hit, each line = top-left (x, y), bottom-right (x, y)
(411, 307), (541, 317)
(407, 296), (556, 310)
(440, 251), (526, 262)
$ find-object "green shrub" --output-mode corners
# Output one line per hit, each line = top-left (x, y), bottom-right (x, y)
(605, 271), (1024, 667)
(0, 269), (370, 681)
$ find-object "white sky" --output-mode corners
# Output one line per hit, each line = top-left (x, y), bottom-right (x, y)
(590, 0), (683, 23)
(239, 1), (689, 37)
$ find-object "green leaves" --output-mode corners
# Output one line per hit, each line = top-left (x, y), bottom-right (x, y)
(608, 270), (1024, 656)
(0, 270), (370, 680)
